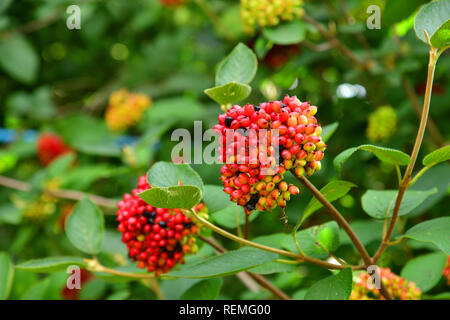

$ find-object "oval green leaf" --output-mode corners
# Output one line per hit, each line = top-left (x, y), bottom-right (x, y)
(204, 82), (251, 105)
(215, 43), (257, 86)
(203, 184), (231, 213)
(0, 33), (39, 84)
(401, 252), (448, 292)
(423, 145), (450, 166)
(334, 144), (411, 175)
(16, 257), (87, 273)
(361, 188), (437, 219)
(211, 205), (260, 229)
(322, 122), (339, 142)
(0, 252), (14, 299)
(305, 268), (353, 300)
(414, 0), (450, 48)
(180, 278), (223, 300)
(262, 20), (306, 45)
(139, 185), (201, 209)
(167, 247), (277, 279)
(65, 197), (105, 255)
(402, 216), (450, 254)
(283, 222), (340, 259)
(147, 162), (204, 196)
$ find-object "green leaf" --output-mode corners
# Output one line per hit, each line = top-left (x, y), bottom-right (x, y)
(252, 233), (289, 249)
(340, 220), (385, 246)
(145, 97), (203, 123)
(423, 145), (450, 166)
(334, 144), (411, 175)
(45, 153), (75, 179)
(73, 138), (121, 157)
(401, 252), (447, 292)
(167, 247), (277, 278)
(79, 278), (108, 300)
(211, 205), (260, 229)
(409, 164), (450, 216)
(262, 20), (306, 45)
(414, 0), (450, 48)
(65, 197), (105, 255)
(204, 82), (251, 105)
(299, 180), (356, 226)
(147, 161), (204, 196)
(16, 257), (87, 273)
(139, 185), (201, 209)
(322, 122), (339, 142)
(431, 20), (450, 48)
(180, 278), (223, 300)
(0, 252), (14, 299)
(215, 43), (257, 86)
(0, 33), (39, 84)
(161, 278), (203, 300)
(248, 261), (295, 275)
(384, 0), (427, 26)
(22, 278), (50, 300)
(60, 165), (117, 191)
(305, 268), (353, 300)
(203, 185), (231, 213)
(361, 188), (437, 219)
(402, 216), (450, 254)
(283, 222), (340, 259)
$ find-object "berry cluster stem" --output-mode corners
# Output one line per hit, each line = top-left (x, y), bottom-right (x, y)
(292, 174), (394, 300)
(84, 258), (157, 279)
(187, 209), (354, 270)
(373, 40), (439, 263)
(293, 175), (371, 266)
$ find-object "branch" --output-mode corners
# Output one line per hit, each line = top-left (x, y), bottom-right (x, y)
(188, 209), (354, 271)
(292, 175), (393, 300)
(301, 15), (372, 71)
(0, 175), (118, 209)
(198, 235), (290, 300)
(373, 44), (439, 262)
(293, 175), (372, 266)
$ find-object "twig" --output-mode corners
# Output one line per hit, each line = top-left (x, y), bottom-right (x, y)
(292, 174), (393, 300)
(294, 175), (372, 266)
(85, 258), (156, 279)
(188, 209), (353, 271)
(0, 175), (118, 209)
(198, 235), (290, 300)
(373, 40), (439, 263)
(301, 15), (372, 71)
(336, 0), (372, 54)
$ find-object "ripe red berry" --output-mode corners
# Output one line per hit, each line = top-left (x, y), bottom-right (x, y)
(37, 133), (73, 167)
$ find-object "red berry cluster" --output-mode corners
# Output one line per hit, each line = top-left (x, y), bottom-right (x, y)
(351, 268), (421, 300)
(213, 95), (326, 214)
(37, 133), (72, 167)
(116, 176), (201, 275)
